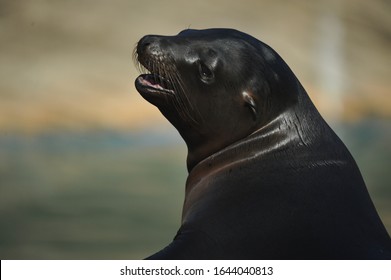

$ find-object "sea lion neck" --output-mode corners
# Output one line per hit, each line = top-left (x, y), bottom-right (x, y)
(184, 89), (312, 173)
(184, 122), (266, 173)
(185, 113), (292, 186)
(184, 92), (328, 194)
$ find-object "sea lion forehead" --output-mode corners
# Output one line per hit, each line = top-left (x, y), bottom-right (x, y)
(178, 28), (249, 40)
(177, 28), (263, 58)
(180, 28), (260, 45)
(174, 30), (250, 60)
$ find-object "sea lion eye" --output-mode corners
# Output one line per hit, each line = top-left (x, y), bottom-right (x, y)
(198, 62), (214, 82)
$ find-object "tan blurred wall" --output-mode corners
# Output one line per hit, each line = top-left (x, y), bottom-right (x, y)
(0, 0), (390, 133)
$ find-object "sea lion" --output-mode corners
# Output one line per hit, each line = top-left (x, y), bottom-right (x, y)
(134, 28), (391, 259)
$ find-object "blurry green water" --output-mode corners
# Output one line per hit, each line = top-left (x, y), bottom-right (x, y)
(0, 130), (187, 259)
(0, 119), (390, 259)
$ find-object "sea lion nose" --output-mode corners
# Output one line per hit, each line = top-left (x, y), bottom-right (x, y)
(137, 35), (164, 58)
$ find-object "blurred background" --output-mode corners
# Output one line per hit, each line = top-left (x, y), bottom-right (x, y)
(0, 0), (390, 259)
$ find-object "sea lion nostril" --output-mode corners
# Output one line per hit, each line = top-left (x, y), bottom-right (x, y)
(137, 35), (164, 58)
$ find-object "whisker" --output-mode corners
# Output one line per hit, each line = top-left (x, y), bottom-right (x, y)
(171, 70), (202, 126)
(133, 49), (203, 126)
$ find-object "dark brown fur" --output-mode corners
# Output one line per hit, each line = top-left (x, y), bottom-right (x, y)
(134, 28), (391, 259)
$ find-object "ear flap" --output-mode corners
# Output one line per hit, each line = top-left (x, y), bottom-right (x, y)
(242, 91), (258, 121)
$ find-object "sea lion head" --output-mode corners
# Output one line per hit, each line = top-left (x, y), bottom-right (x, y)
(134, 28), (299, 171)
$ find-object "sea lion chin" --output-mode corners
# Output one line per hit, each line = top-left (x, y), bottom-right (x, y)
(134, 28), (391, 259)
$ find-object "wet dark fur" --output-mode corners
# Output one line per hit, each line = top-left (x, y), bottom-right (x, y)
(134, 28), (391, 259)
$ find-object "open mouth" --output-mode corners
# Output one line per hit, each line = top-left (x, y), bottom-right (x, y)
(135, 73), (174, 95)
(134, 47), (176, 98)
